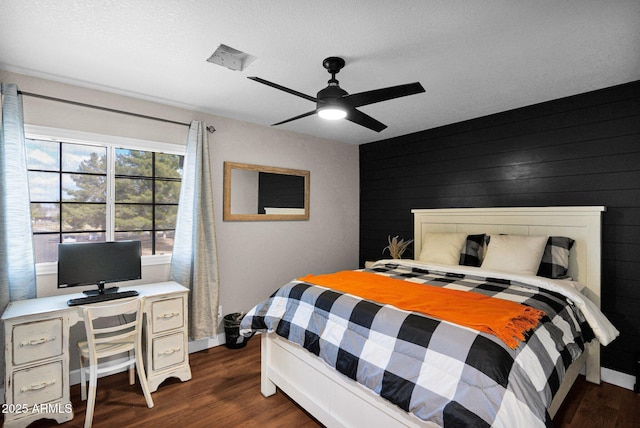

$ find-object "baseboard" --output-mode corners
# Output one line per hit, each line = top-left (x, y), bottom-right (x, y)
(187, 332), (226, 353)
(601, 367), (636, 391)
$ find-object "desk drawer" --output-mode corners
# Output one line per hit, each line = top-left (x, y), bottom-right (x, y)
(151, 297), (184, 334)
(12, 361), (64, 407)
(12, 318), (63, 365)
(153, 332), (186, 371)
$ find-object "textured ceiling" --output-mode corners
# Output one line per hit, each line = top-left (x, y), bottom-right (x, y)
(1, 1), (639, 144)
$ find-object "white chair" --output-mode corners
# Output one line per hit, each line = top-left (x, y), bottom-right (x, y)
(77, 298), (154, 428)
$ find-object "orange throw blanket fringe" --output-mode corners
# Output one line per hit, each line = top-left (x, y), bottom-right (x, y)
(299, 271), (545, 349)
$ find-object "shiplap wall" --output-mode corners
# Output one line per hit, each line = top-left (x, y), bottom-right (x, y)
(359, 80), (640, 376)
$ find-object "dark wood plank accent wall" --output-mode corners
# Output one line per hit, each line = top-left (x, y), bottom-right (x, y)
(359, 80), (640, 376)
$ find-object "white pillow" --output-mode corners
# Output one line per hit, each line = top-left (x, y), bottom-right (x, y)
(481, 234), (548, 275)
(418, 232), (468, 265)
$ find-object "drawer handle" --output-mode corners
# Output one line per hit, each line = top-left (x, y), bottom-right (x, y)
(20, 379), (56, 393)
(19, 336), (56, 347)
(159, 347), (181, 356)
(158, 312), (180, 319)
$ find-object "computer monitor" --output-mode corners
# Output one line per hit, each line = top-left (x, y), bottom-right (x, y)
(57, 241), (142, 296)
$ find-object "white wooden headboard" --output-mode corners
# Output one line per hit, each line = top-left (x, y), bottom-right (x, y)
(412, 207), (606, 307)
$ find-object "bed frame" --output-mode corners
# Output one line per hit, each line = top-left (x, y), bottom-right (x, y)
(260, 206), (606, 427)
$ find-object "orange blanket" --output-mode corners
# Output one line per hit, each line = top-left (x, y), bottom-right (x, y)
(299, 271), (545, 349)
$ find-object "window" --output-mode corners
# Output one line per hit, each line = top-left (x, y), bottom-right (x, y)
(26, 131), (184, 264)
(113, 149), (182, 256)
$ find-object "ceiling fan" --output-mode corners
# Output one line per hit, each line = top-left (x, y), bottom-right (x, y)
(248, 57), (425, 132)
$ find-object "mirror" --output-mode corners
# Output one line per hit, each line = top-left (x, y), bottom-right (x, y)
(223, 161), (310, 221)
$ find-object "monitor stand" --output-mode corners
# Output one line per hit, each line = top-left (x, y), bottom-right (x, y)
(83, 281), (119, 296)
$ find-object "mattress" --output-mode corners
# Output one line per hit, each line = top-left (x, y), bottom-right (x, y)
(240, 259), (618, 427)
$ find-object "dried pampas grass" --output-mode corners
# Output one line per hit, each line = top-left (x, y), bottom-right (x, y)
(383, 235), (413, 259)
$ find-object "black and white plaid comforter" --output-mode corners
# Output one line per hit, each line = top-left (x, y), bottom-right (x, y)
(240, 260), (598, 427)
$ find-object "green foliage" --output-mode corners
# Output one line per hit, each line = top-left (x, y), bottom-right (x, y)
(63, 152), (107, 231)
(65, 148), (182, 235)
(27, 139), (184, 259)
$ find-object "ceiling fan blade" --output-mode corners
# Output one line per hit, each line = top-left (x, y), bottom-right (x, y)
(271, 109), (318, 126)
(247, 76), (317, 103)
(345, 108), (387, 132)
(344, 82), (425, 108)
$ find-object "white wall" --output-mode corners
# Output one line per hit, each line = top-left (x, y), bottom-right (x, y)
(1, 70), (360, 337)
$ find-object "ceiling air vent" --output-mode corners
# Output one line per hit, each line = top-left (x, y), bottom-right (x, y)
(206, 44), (257, 71)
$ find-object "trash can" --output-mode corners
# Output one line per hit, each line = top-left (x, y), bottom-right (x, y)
(223, 312), (250, 349)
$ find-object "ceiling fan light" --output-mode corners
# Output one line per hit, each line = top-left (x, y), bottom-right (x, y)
(318, 107), (347, 120)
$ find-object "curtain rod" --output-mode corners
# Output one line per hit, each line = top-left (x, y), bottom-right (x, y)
(18, 91), (215, 133)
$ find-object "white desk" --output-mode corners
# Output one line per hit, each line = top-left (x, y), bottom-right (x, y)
(2, 281), (192, 428)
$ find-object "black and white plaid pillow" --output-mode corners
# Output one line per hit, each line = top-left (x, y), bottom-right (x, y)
(537, 236), (575, 279)
(459, 234), (486, 267)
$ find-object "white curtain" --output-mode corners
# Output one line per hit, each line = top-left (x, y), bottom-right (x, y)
(1, 83), (37, 383)
(170, 121), (219, 339)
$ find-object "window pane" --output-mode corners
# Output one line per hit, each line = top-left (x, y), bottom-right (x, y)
(155, 230), (175, 255)
(115, 204), (152, 230)
(29, 135), (183, 262)
(33, 234), (60, 263)
(26, 139), (59, 171)
(115, 231), (152, 255)
(155, 180), (181, 204)
(155, 153), (183, 179)
(115, 178), (152, 203)
(31, 203), (60, 232)
(62, 232), (106, 244)
(115, 148), (152, 177)
(61, 204), (106, 232)
(62, 143), (106, 174)
(155, 205), (178, 229)
(62, 173), (106, 202)
(28, 171), (60, 202)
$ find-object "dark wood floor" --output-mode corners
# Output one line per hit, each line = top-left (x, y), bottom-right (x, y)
(17, 337), (640, 427)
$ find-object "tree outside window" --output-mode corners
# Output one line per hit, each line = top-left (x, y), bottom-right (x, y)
(26, 139), (183, 263)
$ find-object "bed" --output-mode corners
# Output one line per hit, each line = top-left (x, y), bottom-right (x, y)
(240, 207), (619, 427)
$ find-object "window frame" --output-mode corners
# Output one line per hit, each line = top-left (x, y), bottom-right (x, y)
(25, 125), (186, 276)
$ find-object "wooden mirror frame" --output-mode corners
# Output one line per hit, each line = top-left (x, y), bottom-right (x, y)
(223, 161), (310, 221)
